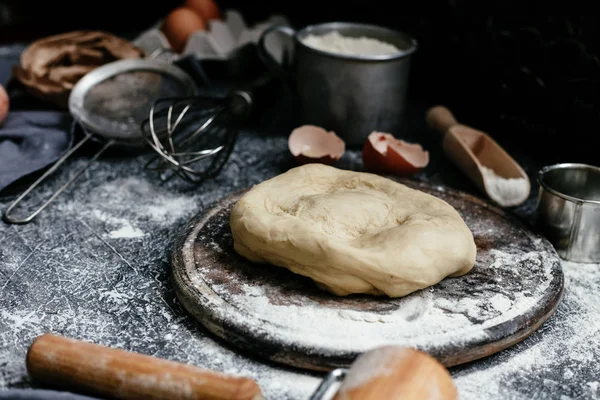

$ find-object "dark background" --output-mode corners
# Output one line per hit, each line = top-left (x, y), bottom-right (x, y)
(0, 0), (598, 164)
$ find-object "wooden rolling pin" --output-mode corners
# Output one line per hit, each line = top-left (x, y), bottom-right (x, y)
(27, 334), (457, 400)
(26, 334), (263, 400)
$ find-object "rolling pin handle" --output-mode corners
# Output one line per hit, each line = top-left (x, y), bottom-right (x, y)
(329, 346), (457, 400)
(26, 333), (263, 400)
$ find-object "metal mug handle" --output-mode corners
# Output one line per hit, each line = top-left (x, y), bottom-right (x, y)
(2, 134), (114, 225)
(257, 25), (296, 92)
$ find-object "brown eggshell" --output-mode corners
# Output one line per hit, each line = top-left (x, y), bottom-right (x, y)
(161, 7), (207, 53)
(288, 125), (345, 165)
(0, 83), (9, 126)
(362, 131), (429, 176)
(185, 0), (221, 20)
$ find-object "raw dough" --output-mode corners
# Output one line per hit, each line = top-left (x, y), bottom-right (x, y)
(230, 164), (477, 297)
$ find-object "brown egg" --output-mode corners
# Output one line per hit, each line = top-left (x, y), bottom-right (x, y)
(185, 0), (221, 20)
(362, 131), (429, 176)
(161, 7), (207, 53)
(288, 125), (345, 165)
(0, 83), (9, 126)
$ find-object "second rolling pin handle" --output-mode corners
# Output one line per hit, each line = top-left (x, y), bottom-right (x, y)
(311, 345), (458, 400)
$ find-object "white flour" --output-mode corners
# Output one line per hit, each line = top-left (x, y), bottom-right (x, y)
(181, 193), (588, 400)
(1, 138), (598, 400)
(57, 176), (200, 234)
(301, 31), (401, 56)
(481, 166), (529, 207)
(88, 210), (145, 239)
(454, 261), (600, 400)
(212, 282), (486, 352)
(195, 221), (557, 356)
(92, 177), (199, 224)
(0, 310), (322, 400)
(108, 224), (145, 239)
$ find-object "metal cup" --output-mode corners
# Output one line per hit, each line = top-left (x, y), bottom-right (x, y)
(536, 163), (600, 263)
(258, 22), (417, 146)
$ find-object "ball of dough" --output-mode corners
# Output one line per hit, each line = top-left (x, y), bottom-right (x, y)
(230, 164), (477, 298)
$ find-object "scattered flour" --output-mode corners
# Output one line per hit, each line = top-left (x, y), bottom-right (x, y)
(180, 192), (593, 399)
(99, 289), (132, 305)
(0, 129), (334, 399)
(93, 177), (199, 224)
(87, 210), (145, 239)
(454, 261), (600, 400)
(0, 131), (598, 400)
(488, 293), (513, 313)
(1, 310), (38, 331)
(193, 209), (558, 357)
(481, 166), (529, 207)
(301, 31), (401, 56)
(57, 177), (200, 235)
(108, 224), (145, 239)
(206, 278), (488, 354)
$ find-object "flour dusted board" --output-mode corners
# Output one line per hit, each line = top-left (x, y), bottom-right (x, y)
(172, 180), (563, 372)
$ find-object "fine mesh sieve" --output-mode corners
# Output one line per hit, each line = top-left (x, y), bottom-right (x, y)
(3, 58), (198, 224)
(70, 59), (197, 142)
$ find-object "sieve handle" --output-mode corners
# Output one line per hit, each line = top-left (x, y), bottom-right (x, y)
(2, 135), (114, 225)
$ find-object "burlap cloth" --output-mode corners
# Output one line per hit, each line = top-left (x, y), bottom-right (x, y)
(13, 31), (144, 108)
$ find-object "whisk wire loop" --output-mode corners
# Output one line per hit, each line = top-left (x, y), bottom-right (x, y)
(141, 90), (252, 183)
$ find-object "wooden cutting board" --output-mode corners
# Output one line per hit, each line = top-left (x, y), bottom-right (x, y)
(171, 180), (563, 372)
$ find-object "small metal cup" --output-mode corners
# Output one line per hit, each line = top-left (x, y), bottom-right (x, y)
(536, 163), (600, 263)
(258, 22), (417, 146)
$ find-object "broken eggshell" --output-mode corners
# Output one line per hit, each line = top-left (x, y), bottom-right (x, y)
(288, 125), (345, 165)
(362, 131), (429, 176)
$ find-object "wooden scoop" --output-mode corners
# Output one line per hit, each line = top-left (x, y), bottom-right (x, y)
(26, 333), (263, 400)
(426, 105), (531, 207)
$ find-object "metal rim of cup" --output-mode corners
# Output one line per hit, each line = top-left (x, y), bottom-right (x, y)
(294, 21), (418, 62)
(537, 162), (600, 205)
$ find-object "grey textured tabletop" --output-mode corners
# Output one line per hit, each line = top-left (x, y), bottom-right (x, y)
(1, 47), (600, 400)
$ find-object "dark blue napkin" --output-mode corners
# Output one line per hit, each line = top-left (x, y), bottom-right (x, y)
(0, 389), (100, 400)
(0, 111), (73, 192)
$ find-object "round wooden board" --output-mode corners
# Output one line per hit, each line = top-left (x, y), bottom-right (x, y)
(172, 180), (564, 372)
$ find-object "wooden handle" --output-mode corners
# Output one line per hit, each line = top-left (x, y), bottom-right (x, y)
(425, 105), (459, 135)
(26, 334), (263, 400)
(333, 346), (457, 400)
